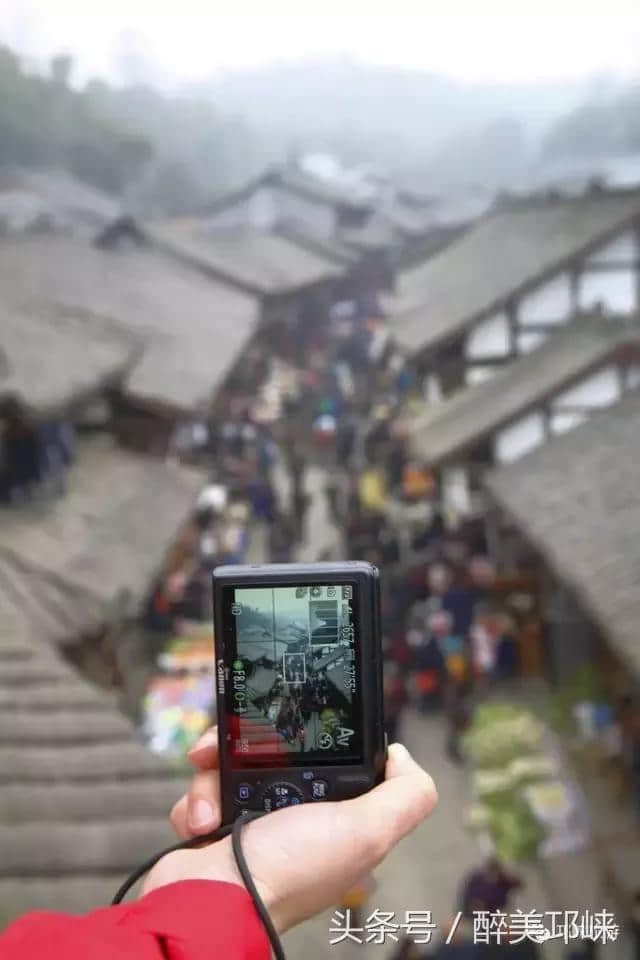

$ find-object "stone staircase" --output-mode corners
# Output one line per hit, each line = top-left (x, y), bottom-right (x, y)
(0, 608), (186, 926)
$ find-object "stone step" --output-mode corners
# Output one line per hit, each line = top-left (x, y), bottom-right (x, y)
(0, 778), (187, 823)
(0, 819), (177, 875)
(0, 741), (180, 783)
(0, 658), (76, 687)
(0, 681), (117, 712)
(0, 710), (135, 746)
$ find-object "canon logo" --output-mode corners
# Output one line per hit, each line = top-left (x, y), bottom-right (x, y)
(217, 659), (225, 694)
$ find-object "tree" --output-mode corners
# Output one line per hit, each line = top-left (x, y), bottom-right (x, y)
(0, 43), (261, 211)
(50, 54), (73, 88)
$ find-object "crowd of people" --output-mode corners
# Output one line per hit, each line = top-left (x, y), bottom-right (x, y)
(146, 413), (289, 635)
(380, 540), (532, 761)
(148, 286), (543, 749)
(5, 275), (640, 960)
(242, 298), (538, 763)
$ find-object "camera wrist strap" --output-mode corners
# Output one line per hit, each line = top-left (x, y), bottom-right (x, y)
(111, 811), (286, 960)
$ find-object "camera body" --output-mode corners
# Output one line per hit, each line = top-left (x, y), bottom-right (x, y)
(213, 562), (386, 824)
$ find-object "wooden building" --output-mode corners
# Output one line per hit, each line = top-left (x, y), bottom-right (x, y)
(484, 389), (640, 688)
(408, 316), (640, 512)
(196, 164), (449, 292)
(0, 434), (202, 648)
(145, 216), (345, 322)
(390, 187), (640, 399)
(0, 300), (134, 420)
(202, 163), (467, 263)
(0, 236), (209, 923)
(201, 165), (374, 243)
(0, 230), (260, 452)
(142, 217), (356, 373)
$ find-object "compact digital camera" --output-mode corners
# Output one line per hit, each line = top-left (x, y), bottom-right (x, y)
(213, 562), (386, 823)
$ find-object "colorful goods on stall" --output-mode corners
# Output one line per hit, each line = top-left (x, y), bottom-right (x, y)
(143, 622), (215, 760)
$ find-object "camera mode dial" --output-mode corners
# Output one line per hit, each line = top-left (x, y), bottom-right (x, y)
(261, 781), (303, 812)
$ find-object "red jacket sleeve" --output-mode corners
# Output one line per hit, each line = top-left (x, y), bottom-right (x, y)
(0, 880), (270, 960)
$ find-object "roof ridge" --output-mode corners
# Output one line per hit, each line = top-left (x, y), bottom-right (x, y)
(490, 183), (640, 214)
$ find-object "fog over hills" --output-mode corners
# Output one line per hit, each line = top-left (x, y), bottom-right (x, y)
(198, 58), (596, 188)
(2, 41), (638, 214)
(196, 59), (640, 194)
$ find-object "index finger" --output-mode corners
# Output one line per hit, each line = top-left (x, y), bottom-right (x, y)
(187, 726), (219, 771)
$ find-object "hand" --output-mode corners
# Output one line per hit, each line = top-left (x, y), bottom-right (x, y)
(143, 727), (437, 934)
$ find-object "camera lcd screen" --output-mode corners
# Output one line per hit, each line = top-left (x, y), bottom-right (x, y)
(221, 583), (362, 767)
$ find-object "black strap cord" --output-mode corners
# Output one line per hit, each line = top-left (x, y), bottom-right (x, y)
(112, 811), (286, 960)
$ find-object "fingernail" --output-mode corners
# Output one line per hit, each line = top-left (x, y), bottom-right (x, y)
(389, 742), (411, 762)
(189, 797), (215, 830)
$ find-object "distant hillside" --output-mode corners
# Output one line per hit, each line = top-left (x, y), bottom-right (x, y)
(201, 58), (589, 184)
(3, 42), (638, 216)
(0, 45), (266, 215)
(0, 47), (151, 194)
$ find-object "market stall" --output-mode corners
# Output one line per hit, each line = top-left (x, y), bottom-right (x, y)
(143, 620), (215, 760)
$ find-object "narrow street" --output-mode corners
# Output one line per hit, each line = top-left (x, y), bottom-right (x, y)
(282, 707), (485, 958)
(295, 464), (342, 561)
(280, 464), (488, 957)
(283, 702), (577, 959)
(280, 468), (574, 960)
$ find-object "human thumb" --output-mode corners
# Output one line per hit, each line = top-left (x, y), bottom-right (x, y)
(338, 743), (438, 870)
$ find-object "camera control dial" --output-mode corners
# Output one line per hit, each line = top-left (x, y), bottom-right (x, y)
(261, 781), (303, 812)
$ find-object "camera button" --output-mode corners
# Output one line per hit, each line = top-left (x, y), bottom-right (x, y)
(310, 779), (329, 800)
(236, 782), (253, 803)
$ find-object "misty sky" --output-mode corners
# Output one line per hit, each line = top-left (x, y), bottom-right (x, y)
(2, 0), (640, 89)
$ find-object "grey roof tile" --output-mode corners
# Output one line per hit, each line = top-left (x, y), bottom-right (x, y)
(148, 221), (343, 296)
(0, 436), (202, 615)
(410, 316), (640, 465)
(486, 390), (640, 676)
(0, 232), (259, 414)
(391, 189), (640, 355)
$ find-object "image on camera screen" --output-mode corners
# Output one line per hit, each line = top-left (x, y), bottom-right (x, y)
(227, 584), (359, 762)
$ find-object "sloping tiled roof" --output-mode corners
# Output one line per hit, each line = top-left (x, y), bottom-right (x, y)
(273, 166), (375, 211)
(274, 224), (360, 267)
(0, 232), (259, 415)
(390, 188), (640, 356)
(341, 220), (399, 252)
(410, 315), (640, 465)
(0, 610), (187, 924)
(0, 435), (202, 622)
(0, 436), (201, 919)
(0, 302), (135, 416)
(205, 166), (374, 216)
(485, 389), (640, 677)
(148, 220), (344, 297)
(0, 168), (122, 231)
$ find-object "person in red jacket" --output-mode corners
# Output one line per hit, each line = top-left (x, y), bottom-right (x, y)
(0, 729), (437, 959)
